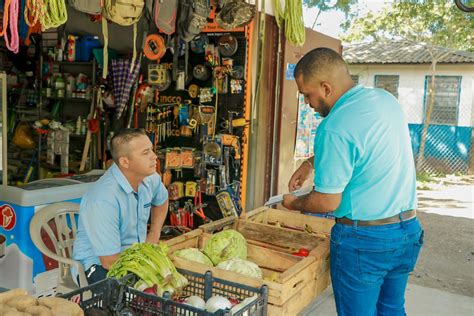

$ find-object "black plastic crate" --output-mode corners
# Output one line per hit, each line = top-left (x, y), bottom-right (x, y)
(62, 269), (268, 316)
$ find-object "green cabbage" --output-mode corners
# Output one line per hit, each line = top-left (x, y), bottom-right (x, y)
(217, 258), (262, 278)
(203, 229), (247, 265)
(173, 248), (214, 266)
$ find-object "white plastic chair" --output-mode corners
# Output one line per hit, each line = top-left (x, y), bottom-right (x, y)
(29, 202), (88, 295)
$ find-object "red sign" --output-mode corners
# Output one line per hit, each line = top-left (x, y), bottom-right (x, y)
(0, 204), (16, 231)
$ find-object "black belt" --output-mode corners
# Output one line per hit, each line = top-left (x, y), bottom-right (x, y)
(335, 210), (417, 227)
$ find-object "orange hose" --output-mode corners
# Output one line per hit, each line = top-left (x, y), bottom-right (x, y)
(0, 0), (11, 37)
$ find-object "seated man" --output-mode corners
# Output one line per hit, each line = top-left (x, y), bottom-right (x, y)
(72, 128), (169, 285)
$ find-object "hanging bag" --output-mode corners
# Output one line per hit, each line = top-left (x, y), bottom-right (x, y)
(68, 0), (102, 15)
(216, 0), (255, 30)
(102, 0), (145, 78)
(153, 0), (178, 35)
(177, 0), (211, 42)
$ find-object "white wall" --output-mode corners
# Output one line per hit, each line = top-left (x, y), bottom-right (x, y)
(348, 64), (474, 127)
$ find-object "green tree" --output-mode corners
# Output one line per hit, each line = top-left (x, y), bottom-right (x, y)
(342, 1), (474, 172)
(304, 0), (359, 28)
(342, 1), (473, 51)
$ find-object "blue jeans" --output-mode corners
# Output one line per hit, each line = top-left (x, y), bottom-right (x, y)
(330, 218), (424, 316)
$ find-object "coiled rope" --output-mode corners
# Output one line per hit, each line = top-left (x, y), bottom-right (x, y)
(272, 0), (305, 46)
(24, 0), (45, 27)
(0, 0), (11, 37)
(5, 0), (19, 53)
(40, 0), (68, 31)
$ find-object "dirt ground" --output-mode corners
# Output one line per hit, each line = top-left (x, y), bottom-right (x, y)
(410, 175), (474, 297)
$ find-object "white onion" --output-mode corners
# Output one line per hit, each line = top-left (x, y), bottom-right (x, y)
(184, 295), (206, 309)
(205, 296), (232, 313)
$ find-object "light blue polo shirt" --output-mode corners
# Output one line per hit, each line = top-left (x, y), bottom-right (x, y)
(313, 85), (417, 220)
(73, 163), (168, 273)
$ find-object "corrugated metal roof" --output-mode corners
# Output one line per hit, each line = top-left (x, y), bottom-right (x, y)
(343, 41), (474, 64)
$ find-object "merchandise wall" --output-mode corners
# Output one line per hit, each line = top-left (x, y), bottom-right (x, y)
(0, 2), (255, 272)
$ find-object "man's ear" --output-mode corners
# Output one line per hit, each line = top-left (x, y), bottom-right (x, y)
(118, 156), (129, 169)
(321, 81), (332, 98)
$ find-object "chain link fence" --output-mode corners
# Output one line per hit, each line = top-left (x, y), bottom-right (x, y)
(405, 76), (473, 175)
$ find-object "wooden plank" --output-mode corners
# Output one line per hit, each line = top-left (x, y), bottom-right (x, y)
(241, 206), (269, 220)
(247, 242), (300, 272)
(266, 281), (317, 316)
(238, 220), (320, 250)
(199, 216), (238, 233)
(314, 269), (331, 297)
(308, 237), (330, 261)
(248, 208), (335, 235)
(164, 229), (203, 248)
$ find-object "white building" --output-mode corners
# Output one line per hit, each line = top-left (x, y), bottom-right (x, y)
(344, 41), (474, 174)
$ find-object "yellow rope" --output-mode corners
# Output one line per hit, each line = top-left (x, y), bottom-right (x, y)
(40, 0), (67, 31)
(285, 0), (305, 46)
(24, 0), (45, 27)
(273, 0), (284, 28)
(273, 0), (305, 46)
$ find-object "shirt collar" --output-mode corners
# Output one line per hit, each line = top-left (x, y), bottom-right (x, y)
(110, 163), (135, 194)
(330, 84), (364, 113)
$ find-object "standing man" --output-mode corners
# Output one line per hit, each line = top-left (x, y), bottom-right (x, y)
(283, 48), (423, 315)
(73, 129), (168, 285)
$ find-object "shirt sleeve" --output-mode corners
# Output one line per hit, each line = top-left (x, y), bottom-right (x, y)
(80, 199), (121, 256)
(151, 173), (168, 206)
(313, 130), (356, 194)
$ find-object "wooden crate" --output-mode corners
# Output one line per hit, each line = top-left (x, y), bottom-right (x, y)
(243, 206), (334, 296)
(165, 229), (319, 316)
(241, 206), (334, 235)
(199, 209), (334, 314)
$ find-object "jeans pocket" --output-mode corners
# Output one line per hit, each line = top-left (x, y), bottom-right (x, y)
(402, 230), (424, 273)
(357, 248), (397, 284)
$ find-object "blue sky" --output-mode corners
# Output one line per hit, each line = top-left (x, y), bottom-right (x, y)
(303, 0), (392, 40)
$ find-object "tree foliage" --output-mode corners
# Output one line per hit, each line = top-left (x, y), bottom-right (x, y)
(304, 0), (359, 17)
(342, 1), (474, 51)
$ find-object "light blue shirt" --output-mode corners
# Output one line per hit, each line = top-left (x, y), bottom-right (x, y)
(73, 163), (168, 273)
(313, 85), (417, 220)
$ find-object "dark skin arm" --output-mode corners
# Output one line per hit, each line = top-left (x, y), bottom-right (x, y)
(282, 191), (341, 213)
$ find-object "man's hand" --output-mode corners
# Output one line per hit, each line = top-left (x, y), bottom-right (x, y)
(99, 253), (120, 270)
(288, 160), (313, 191)
(282, 194), (298, 210)
(145, 229), (160, 244)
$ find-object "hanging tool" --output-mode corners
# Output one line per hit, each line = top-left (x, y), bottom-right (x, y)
(221, 134), (241, 177)
(193, 191), (210, 223)
(216, 183), (242, 218)
(79, 85), (101, 171)
(218, 34), (238, 57)
(169, 201), (180, 226)
(220, 111), (247, 134)
(144, 34), (166, 61)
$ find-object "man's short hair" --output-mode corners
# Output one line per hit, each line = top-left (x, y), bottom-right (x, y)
(110, 128), (146, 163)
(294, 47), (348, 83)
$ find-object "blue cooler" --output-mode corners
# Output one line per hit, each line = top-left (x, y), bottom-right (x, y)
(0, 173), (102, 293)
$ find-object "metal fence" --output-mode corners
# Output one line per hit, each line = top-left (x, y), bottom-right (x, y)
(405, 76), (473, 175)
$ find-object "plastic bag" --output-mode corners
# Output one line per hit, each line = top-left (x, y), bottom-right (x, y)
(12, 122), (36, 149)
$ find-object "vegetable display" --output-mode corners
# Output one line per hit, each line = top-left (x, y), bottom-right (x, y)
(173, 248), (214, 266)
(217, 258), (263, 278)
(107, 242), (188, 296)
(203, 229), (247, 265)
